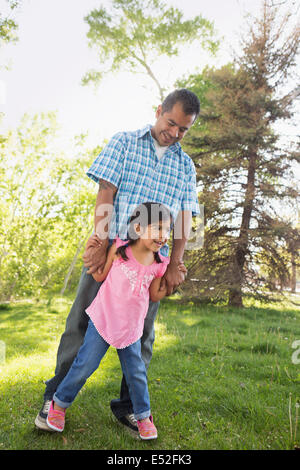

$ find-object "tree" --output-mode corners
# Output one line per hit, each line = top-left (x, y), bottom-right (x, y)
(82, 0), (219, 101)
(0, 0), (20, 126)
(0, 113), (100, 300)
(255, 216), (299, 292)
(285, 220), (300, 293)
(179, 1), (300, 307)
(0, 0), (19, 49)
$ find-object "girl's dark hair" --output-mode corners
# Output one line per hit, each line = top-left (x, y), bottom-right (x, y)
(116, 202), (172, 264)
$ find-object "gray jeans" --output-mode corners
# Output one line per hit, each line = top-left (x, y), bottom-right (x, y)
(44, 265), (159, 418)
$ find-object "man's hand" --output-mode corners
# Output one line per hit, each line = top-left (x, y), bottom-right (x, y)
(83, 234), (109, 275)
(159, 260), (187, 296)
(84, 178), (117, 275)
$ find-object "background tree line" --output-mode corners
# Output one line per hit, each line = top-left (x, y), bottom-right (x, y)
(0, 113), (101, 300)
(0, 0), (299, 306)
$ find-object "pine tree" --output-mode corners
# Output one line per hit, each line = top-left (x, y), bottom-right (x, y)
(180, 1), (300, 306)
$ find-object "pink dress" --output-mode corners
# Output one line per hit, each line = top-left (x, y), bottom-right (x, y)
(86, 237), (170, 349)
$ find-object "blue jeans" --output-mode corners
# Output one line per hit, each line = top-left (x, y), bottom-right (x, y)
(44, 269), (159, 420)
(53, 320), (151, 421)
(44, 238), (162, 419)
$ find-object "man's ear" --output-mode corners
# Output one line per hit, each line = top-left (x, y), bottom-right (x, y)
(155, 104), (163, 119)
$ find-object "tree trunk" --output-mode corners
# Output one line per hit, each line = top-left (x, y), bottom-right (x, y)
(60, 230), (91, 296)
(290, 251), (296, 293)
(228, 153), (257, 307)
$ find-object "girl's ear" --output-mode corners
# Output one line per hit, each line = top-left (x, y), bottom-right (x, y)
(133, 223), (141, 236)
(133, 223), (146, 238)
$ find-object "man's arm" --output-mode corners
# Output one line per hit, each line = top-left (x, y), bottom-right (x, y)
(159, 210), (192, 296)
(91, 240), (118, 282)
(83, 179), (117, 275)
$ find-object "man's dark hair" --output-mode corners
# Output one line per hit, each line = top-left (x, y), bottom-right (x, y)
(161, 89), (200, 118)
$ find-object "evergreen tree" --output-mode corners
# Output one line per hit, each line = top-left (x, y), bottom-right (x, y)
(179, 1), (300, 306)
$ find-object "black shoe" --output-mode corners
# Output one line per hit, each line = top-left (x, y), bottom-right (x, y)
(34, 399), (55, 431)
(113, 412), (139, 438)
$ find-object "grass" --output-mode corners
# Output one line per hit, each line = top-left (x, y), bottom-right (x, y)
(0, 294), (299, 450)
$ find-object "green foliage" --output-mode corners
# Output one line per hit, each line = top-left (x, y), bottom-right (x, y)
(0, 113), (100, 300)
(82, 0), (219, 100)
(0, 0), (19, 47)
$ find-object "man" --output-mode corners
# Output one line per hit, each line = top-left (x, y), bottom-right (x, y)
(35, 89), (200, 436)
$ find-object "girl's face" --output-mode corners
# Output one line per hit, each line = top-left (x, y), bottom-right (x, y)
(135, 220), (171, 252)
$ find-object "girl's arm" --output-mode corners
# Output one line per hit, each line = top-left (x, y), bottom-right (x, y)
(149, 277), (168, 302)
(149, 263), (187, 302)
(90, 237), (118, 282)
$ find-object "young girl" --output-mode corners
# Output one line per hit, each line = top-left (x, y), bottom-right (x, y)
(46, 202), (186, 440)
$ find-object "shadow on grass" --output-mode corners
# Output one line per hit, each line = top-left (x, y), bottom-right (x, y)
(160, 297), (300, 334)
(0, 301), (67, 362)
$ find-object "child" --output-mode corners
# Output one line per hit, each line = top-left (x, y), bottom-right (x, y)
(46, 202), (187, 440)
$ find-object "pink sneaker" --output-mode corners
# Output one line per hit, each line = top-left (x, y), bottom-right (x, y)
(46, 400), (66, 432)
(137, 415), (157, 440)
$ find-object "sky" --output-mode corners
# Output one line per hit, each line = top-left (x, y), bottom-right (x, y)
(0, 0), (268, 150)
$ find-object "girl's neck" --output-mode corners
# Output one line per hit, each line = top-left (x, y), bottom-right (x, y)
(130, 240), (155, 266)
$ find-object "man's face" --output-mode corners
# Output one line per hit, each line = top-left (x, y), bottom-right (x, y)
(151, 101), (196, 147)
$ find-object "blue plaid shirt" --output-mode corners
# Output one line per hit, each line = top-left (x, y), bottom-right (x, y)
(87, 124), (200, 257)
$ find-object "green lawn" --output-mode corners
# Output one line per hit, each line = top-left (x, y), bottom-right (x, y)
(0, 294), (299, 450)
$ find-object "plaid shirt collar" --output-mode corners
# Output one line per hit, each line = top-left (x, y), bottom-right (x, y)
(136, 124), (182, 155)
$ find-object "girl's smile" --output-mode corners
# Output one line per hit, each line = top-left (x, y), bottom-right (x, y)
(139, 222), (170, 252)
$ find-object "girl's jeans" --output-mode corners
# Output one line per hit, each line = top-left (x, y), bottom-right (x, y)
(44, 267), (159, 419)
(53, 320), (151, 421)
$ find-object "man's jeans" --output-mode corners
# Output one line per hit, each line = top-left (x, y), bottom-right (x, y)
(44, 265), (160, 418)
(53, 320), (151, 421)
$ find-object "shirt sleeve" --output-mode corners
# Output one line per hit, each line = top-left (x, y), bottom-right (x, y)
(86, 132), (126, 187)
(115, 236), (129, 249)
(156, 256), (170, 278)
(181, 157), (200, 216)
